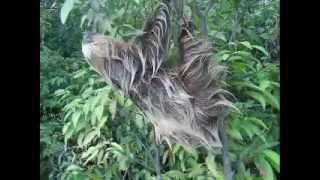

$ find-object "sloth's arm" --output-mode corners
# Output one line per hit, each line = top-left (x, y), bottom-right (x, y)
(135, 2), (171, 76)
(177, 20), (213, 96)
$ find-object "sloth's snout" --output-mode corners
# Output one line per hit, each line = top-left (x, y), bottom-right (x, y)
(82, 31), (94, 44)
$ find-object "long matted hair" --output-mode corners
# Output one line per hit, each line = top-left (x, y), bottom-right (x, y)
(81, 1), (235, 151)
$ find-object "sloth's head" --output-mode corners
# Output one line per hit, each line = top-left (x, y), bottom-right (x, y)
(81, 32), (111, 76)
(81, 31), (138, 78)
(82, 32), (106, 59)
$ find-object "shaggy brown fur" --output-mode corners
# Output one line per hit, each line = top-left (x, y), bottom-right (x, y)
(81, 2), (235, 151)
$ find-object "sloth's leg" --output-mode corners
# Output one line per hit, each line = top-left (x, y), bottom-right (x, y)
(178, 18), (235, 180)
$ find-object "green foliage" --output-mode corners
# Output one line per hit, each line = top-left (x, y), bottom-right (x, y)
(60, 0), (77, 24)
(40, 0), (280, 179)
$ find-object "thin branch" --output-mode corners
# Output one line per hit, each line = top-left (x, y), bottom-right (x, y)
(154, 143), (163, 180)
(218, 109), (234, 180)
(192, 0), (216, 38)
(193, 0), (208, 37)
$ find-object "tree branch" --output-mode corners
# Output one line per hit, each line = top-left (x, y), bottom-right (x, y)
(217, 109), (234, 180)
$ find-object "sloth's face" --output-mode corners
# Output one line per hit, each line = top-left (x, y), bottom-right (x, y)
(81, 32), (110, 76)
(82, 32), (95, 44)
(82, 32), (107, 59)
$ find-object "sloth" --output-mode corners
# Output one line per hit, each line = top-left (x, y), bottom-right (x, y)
(81, 1), (235, 152)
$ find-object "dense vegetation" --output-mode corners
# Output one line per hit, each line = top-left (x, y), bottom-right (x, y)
(40, 0), (280, 179)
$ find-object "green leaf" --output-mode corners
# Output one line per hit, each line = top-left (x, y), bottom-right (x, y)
(63, 121), (71, 134)
(263, 150), (280, 173)
(97, 115), (108, 129)
(66, 164), (82, 172)
(109, 101), (117, 119)
(96, 105), (104, 121)
(110, 8), (125, 21)
(205, 154), (219, 177)
(242, 122), (264, 140)
(162, 150), (169, 164)
(217, 50), (231, 55)
(213, 32), (227, 42)
(80, 14), (88, 28)
(247, 117), (268, 130)
(97, 150), (105, 163)
(179, 151), (186, 171)
(241, 124), (254, 139)
(231, 62), (247, 74)
(82, 130), (97, 146)
(263, 91), (280, 111)
(228, 128), (243, 141)
(83, 102), (90, 116)
(172, 144), (181, 154)
(245, 90), (266, 110)
(134, 114), (144, 129)
(196, 176), (208, 180)
(234, 81), (279, 110)
(100, 91), (111, 105)
(92, 96), (102, 108)
(101, 19), (112, 34)
(222, 54), (230, 61)
(118, 156), (129, 170)
(54, 89), (65, 96)
(114, 91), (125, 105)
(232, 81), (262, 91)
(64, 123), (74, 144)
(133, 0), (140, 4)
(228, 55), (243, 61)
(110, 142), (124, 153)
(84, 149), (99, 165)
(255, 155), (274, 180)
(74, 118), (88, 133)
(81, 145), (99, 159)
(270, 81), (280, 88)
(252, 45), (269, 56)
(71, 112), (81, 127)
(259, 80), (271, 91)
(188, 164), (205, 178)
(235, 51), (252, 57)
(240, 41), (252, 49)
(165, 170), (185, 179)
(77, 133), (85, 146)
(232, 0), (241, 8)
(60, 0), (76, 24)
